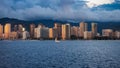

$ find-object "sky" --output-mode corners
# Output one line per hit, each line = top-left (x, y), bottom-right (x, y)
(0, 0), (120, 22)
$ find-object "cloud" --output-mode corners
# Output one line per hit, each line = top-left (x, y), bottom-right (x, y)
(86, 0), (115, 8)
(0, 0), (120, 22)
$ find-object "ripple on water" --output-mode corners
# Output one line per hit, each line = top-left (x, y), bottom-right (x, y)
(0, 40), (120, 68)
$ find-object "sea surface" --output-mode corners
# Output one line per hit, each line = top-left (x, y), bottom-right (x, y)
(0, 40), (120, 68)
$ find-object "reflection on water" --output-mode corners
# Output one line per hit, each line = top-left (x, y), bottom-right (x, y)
(0, 40), (120, 68)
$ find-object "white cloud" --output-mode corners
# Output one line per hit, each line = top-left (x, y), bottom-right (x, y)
(86, 0), (115, 8)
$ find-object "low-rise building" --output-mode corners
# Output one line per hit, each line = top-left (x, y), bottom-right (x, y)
(84, 31), (93, 39)
(102, 29), (113, 38)
(115, 31), (120, 39)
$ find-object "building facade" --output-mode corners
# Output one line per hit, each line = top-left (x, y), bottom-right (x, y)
(0, 24), (3, 39)
(91, 23), (97, 37)
(102, 29), (113, 38)
(54, 23), (62, 39)
(84, 31), (93, 39)
(49, 28), (57, 39)
(62, 24), (71, 40)
(4, 23), (11, 39)
(30, 24), (35, 39)
(79, 22), (87, 38)
(71, 26), (79, 37)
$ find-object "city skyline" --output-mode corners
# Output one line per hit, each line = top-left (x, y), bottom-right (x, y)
(0, 22), (120, 40)
(0, 1), (120, 68)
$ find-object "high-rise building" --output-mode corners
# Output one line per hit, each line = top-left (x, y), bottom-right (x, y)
(30, 24), (35, 39)
(22, 31), (29, 40)
(62, 24), (71, 40)
(102, 29), (113, 38)
(41, 27), (49, 39)
(92, 23), (97, 37)
(79, 22), (87, 37)
(34, 24), (43, 39)
(49, 28), (53, 38)
(0, 24), (3, 39)
(4, 23), (11, 39)
(54, 23), (62, 39)
(34, 25), (49, 39)
(14, 25), (18, 32)
(38, 23), (45, 28)
(49, 28), (57, 39)
(18, 24), (23, 38)
(34, 28), (38, 38)
(71, 26), (79, 37)
(18, 24), (23, 32)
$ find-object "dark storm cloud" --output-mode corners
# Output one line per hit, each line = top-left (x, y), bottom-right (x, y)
(0, 0), (120, 22)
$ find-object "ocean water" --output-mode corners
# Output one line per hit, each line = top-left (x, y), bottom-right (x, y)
(0, 40), (120, 68)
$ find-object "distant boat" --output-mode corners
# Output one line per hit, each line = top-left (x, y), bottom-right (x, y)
(55, 38), (60, 43)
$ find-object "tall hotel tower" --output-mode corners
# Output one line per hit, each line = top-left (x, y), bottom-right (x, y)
(62, 24), (71, 40)
(0, 24), (3, 39)
(79, 22), (87, 38)
(54, 23), (62, 39)
(4, 23), (11, 39)
(92, 23), (97, 37)
(30, 24), (35, 39)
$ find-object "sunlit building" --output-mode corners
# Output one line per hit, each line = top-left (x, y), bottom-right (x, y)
(36, 25), (43, 39)
(0, 24), (3, 39)
(34, 28), (38, 38)
(35, 27), (40, 39)
(62, 24), (71, 40)
(22, 31), (29, 40)
(102, 29), (113, 38)
(9, 31), (18, 40)
(4, 23), (11, 39)
(79, 22), (87, 37)
(34, 25), (43, 39)
(84, 31), (93, 39)
(49, 28), (57, 39)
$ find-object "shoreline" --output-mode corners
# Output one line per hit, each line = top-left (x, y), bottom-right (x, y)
(0, 39), (120, 41)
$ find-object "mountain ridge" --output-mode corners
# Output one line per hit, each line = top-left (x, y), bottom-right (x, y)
(0, 17), (120, 33)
